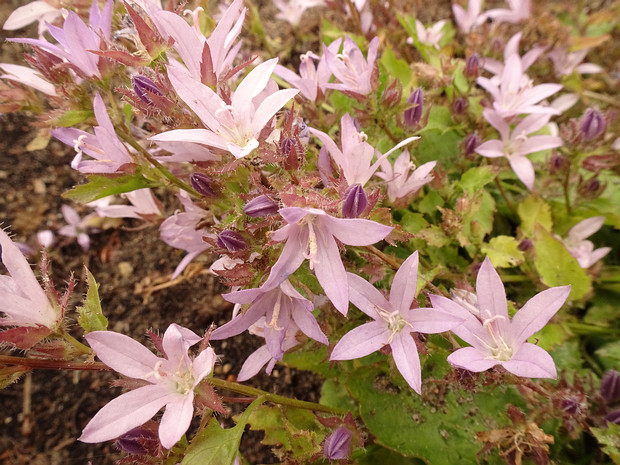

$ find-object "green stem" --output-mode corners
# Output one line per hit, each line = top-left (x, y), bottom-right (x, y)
(0, 354), (107, 371)
(494, 177), (516, 215)
(209, 377), (352, 416)
(563, 161), (572, 215)
(566, 322), (620, 336)
(58, 328), (92, 355)
(364, 245), (402, 270)
(118, 131), (200, 198)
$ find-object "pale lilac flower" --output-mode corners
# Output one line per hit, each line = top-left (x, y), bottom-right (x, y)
(485, 0), (531, 24)
(430, 257), (570, 378)
(477, 54), (562, 118)
(482, 33), (547, 86)
(323, 36), (379, 96)
(151, 59), (298, 159)
(37, 230), (55, 248)
(452, 0), (486, 33)
(331, 252), (462, 393)
(0, 63), (56, 96)
(309, 113), (419, 187)
(0, 228), (58, 329)
(3, 0), (62, 36)
(52, 93), (133, 174)
(58, 205), (99, 252)
(211, 279), (327, 360)
(273, 0), (325, 26)
(80, 324), (216, 449)
(376, 151), (436, 203)
(236, 317), (301, 381)
(152, 140), (220, 163)
(475, 109), (562, 190)
(414, 19), (447, 50)
(262, 207), (393, 315)
(548, 47), (603, 77)
(147, 0), (245, 83)
(160, 192), (214, 279)
(274, 40), (341, 101)
(94, 189), (162, 220)
(324, 426), (353, 460)
(9, 0), (112, 79)
(559, 217), (611, 269)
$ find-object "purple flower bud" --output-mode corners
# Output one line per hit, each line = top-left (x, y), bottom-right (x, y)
(453, 97), (468, 115)
(243, 195), (278, 217)
(580, 108), (606, 141)
(559, 396), (582, 415)
(132, 76), (163, 105)
(323, 426), (352, 461)
(190, 172), (216, 197)
(464, 132), (480, 156)
(217, 230), (247, 252)
(606, 409), (620, 425)
(342, 183), (368, 218)
(601, 370), (620, 404)
(404, 87), (424, 128)
(464, 54), (480, 79)
(550, 154), (568, 175)
(518, 238), (532, 251)
(115, 427), (157, 455)
(280, 137), (296, 155)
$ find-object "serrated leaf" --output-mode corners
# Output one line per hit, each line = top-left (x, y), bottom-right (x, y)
(460, 166), (496, 196)
(77, 268), (107, 333)
(533, 226), (592, 300)
(63, 174), (159, 203)
(518, 195), (552, 237)
(481, 236), (525, 268)
(591, 424), (620, 465)
(0, 365), (31, 390)
(346, 366), (522, 464)
(182, 396), (266, 465)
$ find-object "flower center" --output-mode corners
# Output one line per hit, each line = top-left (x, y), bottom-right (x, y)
(475, 310), (514, 362)
(377, 306), (411, 343)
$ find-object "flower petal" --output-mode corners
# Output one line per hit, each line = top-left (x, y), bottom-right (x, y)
(447, 347), (498, 372)
(158, 393), (194, 449)
(501, 343), (557, 378)
(330, 321), (390, 360)
(390, 332), (422, 394)
(475, 257), (509, 321)
(389, 251), (418, 313)
(510, 286), (570, 343)
(347, 272), (390, 319)
(79, 384), (170, 443)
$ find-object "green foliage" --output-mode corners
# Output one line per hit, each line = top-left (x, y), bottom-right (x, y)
(595, 341), (620, 371)
(50, 109), (93, 127)
(459, 166), (497, 197)
(63, 173), (160, 203)
(591, 424), (620, 465)
(533, 226), (592, 300)
(182, 397), (266, 465)
(77, 268), (108, 333)
(518, 195), (553, 237)
(346, 366), (521, 464)
(481, 236), (525, 268)
(380, 45), (412, 91)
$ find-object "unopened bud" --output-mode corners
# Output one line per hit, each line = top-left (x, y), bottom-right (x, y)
(216, 230), (247, 252)
(243, 195), (278, 217)
(606, 409), (620, 425)
(280, 137), (296, 155)
(580, 108), (606, 141)
(132, 76), (163, 105)
(382, 79), (402, 108)
(323, 426), (352, 461)
(601, 370), (620, 404)
(583, 154), (619, 172)
(342, 183), (368, 218)
(518, 238), (532, 251)
(559, 396), (582, 415)
(115, 427), (158, 455)
(404, 87), (424, 128)
(464, 54), (480, 79)
(190, 172), (216, 197)
(550, 154), (568, 175)
(453, 97), (468, 115)
(464, 132), (480, 156)
(577, 178), (604, 199)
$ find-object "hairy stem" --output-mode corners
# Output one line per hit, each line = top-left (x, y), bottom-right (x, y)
(0, 354), (108, 371)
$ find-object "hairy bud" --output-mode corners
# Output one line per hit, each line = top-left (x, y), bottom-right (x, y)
(190, 173), (216, 197)
(342, 183), (368, 218)
(464, 54), (480, 79)
(323, 426), (353, 461)
(580, 108), (606, 141)
(404, 87), (424, 128)
(243, 195), (278, 217)
(132, 76), (163, 105)
(601, 370), (620, 404)
(216, 230), (247, 252)
(464, 132), (480, 156)
(453, 97), (468, 115)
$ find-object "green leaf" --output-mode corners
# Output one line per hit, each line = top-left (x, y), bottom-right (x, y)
(346, 366), (522, 464)
(518, 195), (553, 237)
(533, 226), (592, 300)
(420, 106), (453, 133)
(459, 166), (496, 196)
(182, 396), (266, 465)
(398, 211), (428, 234)
(0, 365), (31, 390)
(63, 173), (159, 203)
(77, 268), (108, 333)
(415, 130), (461, 166)
(380, 45), (412, 90)
(591, 424), (620, 465)
(50, 109), (93, 127)
(282, 343), (339, 378)
(480, 236), (525, 268)
(595, 341), (620, 371)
